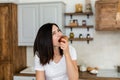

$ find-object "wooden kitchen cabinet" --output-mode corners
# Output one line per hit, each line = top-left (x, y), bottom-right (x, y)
(0, 63), (11, 80)
(0, 3), (26, 80)
(95, 0), (120, 31)
(18, 2), (65, 46)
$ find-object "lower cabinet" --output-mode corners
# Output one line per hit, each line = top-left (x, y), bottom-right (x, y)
(79, 78), (120, 80)
(0, 63), (11, 80)
(14, 76), (35, 80)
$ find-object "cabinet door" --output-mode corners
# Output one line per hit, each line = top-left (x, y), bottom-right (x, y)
(0, 4), (10, 61)
(95, 1), (120, 31)
(18, 4), (39, 46)
(0, 63), (12, 80)
(14, 76), (35, 80)
(39, 3), (65, 33)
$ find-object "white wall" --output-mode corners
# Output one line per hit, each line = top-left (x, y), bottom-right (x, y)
(19, 0), (120, 69)
(0, 0), (8, 2)
(0, 0), (19, 3)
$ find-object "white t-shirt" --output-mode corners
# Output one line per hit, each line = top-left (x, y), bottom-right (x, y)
(34, 45), (77, 80)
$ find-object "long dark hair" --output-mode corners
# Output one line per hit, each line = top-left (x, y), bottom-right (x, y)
(34, 23), (63, 65)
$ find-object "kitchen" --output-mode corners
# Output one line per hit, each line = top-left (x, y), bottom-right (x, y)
(0, 0), (120, 80)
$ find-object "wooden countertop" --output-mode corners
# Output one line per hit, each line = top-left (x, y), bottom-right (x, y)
(14, 71), (120, 80)
(79, 71), (120, 80)
(14, 73), (35, 76)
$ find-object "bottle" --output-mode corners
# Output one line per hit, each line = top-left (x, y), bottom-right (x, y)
(86, 34), (90, 38)
(82, 20), (86, 26)
(69, 32), (74, 38)
(75, 3), (83, 13)
(85, 0), (92, 13)
(79, 34), (83, 38)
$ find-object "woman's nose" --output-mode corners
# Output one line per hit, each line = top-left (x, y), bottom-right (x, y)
(56, 32), (62, 37)
(59, 32), (63, 36)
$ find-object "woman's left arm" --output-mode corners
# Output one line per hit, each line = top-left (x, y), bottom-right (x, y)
(64, 53), (79, 80)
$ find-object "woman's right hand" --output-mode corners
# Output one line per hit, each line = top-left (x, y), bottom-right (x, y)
(59, 37), (69, 55)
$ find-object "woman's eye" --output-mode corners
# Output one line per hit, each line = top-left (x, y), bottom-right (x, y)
(52, 29), (61, 36)
(58, 29), (61, 32)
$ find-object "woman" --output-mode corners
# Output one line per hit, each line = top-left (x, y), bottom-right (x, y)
(34, 23), (78, 80)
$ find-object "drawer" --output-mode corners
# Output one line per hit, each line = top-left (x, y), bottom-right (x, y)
(14, 76), (35, 80)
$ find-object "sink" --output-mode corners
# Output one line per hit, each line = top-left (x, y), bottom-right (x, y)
(97, 69), (120, 78)
(20, 66), (35, 74)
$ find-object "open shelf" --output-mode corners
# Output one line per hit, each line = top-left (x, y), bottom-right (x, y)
(64, 12), (94, 44)
(64, 12), (93, 15)
(65, 25), (93, 28)
(69, 37), (93, 44)
(69, 37), (93, 41)
(65, 25), (93, 31)
(64, 12), (93, 18)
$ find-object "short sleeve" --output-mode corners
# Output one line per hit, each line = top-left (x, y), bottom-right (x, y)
(69, 45), (77, 60)
(34, 53), (45, 71)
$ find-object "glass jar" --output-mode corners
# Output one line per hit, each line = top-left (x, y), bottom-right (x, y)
(80, 64), (87, 72)
(86, 34), (90, 38)
(69, 32), (74, 38)
(75, 3), (83, 13)
(79, 34), (83, 38)
(82, 20), (86, 26)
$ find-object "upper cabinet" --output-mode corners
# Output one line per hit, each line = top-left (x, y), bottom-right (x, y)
(18, 2), (65, 46)
(95, 0), (120, 31)
(39, 3), (65, 28)
(18, 4), (39, 46)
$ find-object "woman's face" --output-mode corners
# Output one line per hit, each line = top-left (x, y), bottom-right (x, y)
(52, 25), (63, 47)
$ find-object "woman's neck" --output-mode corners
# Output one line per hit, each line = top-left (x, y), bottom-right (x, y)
(54, 47), (60, 57)
(53, 47), (62, 63)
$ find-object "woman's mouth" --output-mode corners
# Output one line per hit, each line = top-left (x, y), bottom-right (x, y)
(58, 35), (68, 43)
